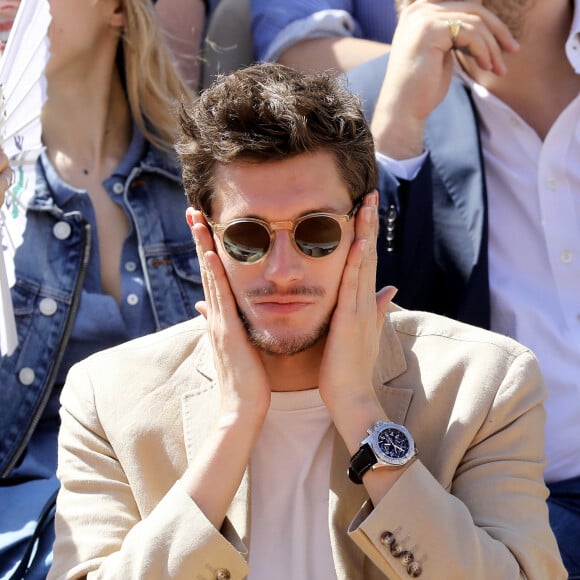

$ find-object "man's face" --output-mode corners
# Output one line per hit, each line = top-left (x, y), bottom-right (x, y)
(482, 0), (533, 38)
(209, 151), (355, 356)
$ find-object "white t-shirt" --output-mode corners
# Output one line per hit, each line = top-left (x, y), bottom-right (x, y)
(248, 389), (338, 580)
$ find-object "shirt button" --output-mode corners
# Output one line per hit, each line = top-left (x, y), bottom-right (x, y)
(18, 367), (35, 386)
(126, 293), (139, 306)
(53, 221), (72, 240)
(215, 570), (231, 580)
(39, 297), (58, 316)
(560, 250), (574, 264)
(124, 261), (137, 273)
(112, 182), (124, 195)
(546, 177), (559, 190)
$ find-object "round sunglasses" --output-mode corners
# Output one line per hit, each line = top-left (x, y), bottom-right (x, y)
(204, 197), (363, 264)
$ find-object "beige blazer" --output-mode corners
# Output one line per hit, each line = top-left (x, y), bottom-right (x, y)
(49, 306), (566, 579)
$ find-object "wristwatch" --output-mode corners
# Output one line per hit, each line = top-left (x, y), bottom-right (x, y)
(348, 421), (417, 484)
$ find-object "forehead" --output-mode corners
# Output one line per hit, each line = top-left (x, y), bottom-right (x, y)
(211, 150), (352, 220)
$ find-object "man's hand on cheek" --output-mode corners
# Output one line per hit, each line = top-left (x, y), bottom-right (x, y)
(318, 192), (397, 440)
(189, 209), (271, 422)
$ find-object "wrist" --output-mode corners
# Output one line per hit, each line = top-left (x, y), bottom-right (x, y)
(371, 107), (426, 160)
(348, 420), (417, 485)
(327, 394), (388, 455)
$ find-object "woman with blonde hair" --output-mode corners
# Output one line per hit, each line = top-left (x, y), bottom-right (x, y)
(0, 0), (204, 577)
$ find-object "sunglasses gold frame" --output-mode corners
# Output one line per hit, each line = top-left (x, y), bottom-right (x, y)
(204, 196), (363, 263)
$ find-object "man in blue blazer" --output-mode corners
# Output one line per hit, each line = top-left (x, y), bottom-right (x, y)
(347, 1), (580, 575)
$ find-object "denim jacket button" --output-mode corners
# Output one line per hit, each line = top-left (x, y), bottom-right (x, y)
(18, 367), (35, 386)
(39, 298), (58, 317)
(52, 221), (72, 240)
(112, 182), (124, 195)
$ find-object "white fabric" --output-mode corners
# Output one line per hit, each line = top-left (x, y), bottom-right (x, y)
(262, 10), (356, 63)
(457, 7), (580, 482)
(376, 151), (427, 181)
(248, 388), (338, 580)
(0, 0), (50, 355)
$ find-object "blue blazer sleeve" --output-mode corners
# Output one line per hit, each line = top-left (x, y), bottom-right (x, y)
(351, 54), (490, 328)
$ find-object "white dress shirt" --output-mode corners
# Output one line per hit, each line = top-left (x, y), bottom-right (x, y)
(457, 7), (580, 482)
(386, 5), (580, 483)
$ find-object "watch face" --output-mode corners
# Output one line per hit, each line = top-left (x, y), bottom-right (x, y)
(377, 427), (411, 459)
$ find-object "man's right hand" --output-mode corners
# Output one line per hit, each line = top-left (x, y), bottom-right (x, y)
(188, 208), (271, 423)
(372, 0), (519, 160)
(180, 208), (271, 530)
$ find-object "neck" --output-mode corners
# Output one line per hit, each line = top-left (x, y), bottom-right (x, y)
(459, 0), (579, 138)
(260, 340), (325, 393)
(41, 62), (132, 185)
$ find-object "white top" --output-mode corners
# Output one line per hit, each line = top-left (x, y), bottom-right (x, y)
(386, 5), (580, 483)
(457, 5), (580, 482)
(248, 389), (338, 580)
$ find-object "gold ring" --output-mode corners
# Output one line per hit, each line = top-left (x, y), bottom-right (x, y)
(446, 18), (462, 49)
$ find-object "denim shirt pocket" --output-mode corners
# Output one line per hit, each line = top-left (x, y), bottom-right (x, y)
(143, 240), (204, 329)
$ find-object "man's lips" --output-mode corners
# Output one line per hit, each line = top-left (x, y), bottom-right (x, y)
(252, 298), (314, 313)
(253, 296), (314, 305)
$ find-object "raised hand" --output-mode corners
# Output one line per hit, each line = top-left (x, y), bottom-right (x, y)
(181, 209), (271, 529)
(372, 0), (519, 159)
(187, 208), (271, 422)
(318, 191), (397, 449)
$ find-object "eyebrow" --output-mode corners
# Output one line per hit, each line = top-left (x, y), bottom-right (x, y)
(223, 202), (355, 222)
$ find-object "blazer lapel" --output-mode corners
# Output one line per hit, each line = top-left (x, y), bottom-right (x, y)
(425, 78), (485, 266)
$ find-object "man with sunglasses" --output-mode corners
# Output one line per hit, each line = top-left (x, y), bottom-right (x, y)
(49, 63), (564, 579)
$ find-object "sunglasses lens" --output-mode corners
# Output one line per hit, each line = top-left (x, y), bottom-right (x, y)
(222, 221), (271, 263)
(295, 215), (342, 257)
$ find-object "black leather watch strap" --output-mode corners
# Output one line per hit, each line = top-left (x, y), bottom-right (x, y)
(348, 442), (376, 484)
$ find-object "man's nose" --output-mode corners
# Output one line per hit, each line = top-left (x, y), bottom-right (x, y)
(262, 230), (304, 286)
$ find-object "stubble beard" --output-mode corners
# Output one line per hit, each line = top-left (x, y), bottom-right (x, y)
(482, 0), (535, 38)
(239, 308), (332, 356)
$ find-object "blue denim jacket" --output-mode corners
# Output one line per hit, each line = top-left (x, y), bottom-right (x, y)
(0, 141), (203, 478)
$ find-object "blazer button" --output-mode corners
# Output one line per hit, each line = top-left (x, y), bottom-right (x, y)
(408, 561), (423, 577)
(380, 530), (395, 547)
(390, 542), (405, 557)
(215, 569), (231, 580)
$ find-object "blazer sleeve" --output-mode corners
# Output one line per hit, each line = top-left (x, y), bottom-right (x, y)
(48, 363), (250, 580)
(348, 350), (566, 579)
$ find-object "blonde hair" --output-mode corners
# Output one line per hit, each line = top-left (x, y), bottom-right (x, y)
(122, 0), (193, 152)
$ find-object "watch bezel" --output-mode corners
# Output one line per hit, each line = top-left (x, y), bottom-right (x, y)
(364, 421), (416, 468)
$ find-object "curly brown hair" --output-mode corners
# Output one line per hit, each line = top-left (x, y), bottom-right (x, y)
(176, 63), (378, 215)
